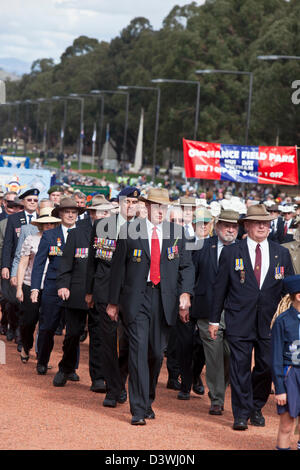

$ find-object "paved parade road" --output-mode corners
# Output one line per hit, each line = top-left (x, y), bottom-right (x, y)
(0, 334), (298, 452)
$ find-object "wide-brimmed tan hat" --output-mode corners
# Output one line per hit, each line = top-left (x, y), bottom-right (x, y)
(31, 207), (61, 226)
(267, 204), (280, 212)
(86, 194), (116, 211)
(193, 207), (212, 223)
(51, 197), (85, 218)
(217, 209), (240, 224)
(239, 204), (276, 223)
(176, 196), (197, 207)
(139, 188), (171, 205)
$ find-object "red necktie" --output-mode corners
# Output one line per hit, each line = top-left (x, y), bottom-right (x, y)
(254, 243), (261, 287)
(150, 226), (160, 285)
(284, 222), (288, 236)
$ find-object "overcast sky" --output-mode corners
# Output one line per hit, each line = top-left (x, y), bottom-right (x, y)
(0, 0), (204, 65)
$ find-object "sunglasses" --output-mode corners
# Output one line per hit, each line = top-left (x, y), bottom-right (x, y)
(25, 198), (38, 202)
(6, 202), (22, 209)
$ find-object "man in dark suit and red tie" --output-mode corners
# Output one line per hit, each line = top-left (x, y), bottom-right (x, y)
(106, 188), (195, 425)
(209, 204), (294, 431)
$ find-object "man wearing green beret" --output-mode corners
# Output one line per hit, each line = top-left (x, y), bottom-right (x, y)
(48, 186), (64, 206)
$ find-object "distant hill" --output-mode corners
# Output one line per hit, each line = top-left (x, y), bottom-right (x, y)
(0, 58), (31, 77)
(0, 68), (21, 82)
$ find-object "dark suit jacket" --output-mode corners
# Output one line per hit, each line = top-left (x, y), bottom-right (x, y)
(210, 238), (294, 339)
(86, 214), (120, 304)
(56, 222), (92, 310)
(108, 218), (195, 326)
(1, 210), (27, 269)
(279, 218), (296, 244)
(31, 225), (66, 295)
(268, 216), (284, 243)
(191, 235), (239, 320)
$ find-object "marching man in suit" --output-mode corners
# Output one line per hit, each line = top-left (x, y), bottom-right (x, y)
(85, 187), (140, 407)
(192, 209), (239, 415)
(31, 198), (85, 375)
(209, 204), (294, 430)
(106, 188), (195, 425)
(54, 195), (114, 389)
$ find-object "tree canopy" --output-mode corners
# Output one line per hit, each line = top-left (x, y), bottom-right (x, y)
(2, 0), (300, 166)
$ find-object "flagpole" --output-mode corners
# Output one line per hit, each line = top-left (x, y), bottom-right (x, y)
(91, 122), (96, 170)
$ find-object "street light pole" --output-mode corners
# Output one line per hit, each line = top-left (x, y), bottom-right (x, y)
(151, 78), (201, 141)
(52, 96), (68, 154)
(68, 94), (85, 170)
(118, 85), (162, 178)
(91, 89), (130, 169)
(195, 69), (253, 146)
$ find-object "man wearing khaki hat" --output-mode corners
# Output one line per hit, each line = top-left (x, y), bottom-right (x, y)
(209, 204), (294, 430)
(183, 210), (239, 414)
(106, 188), (195, 425)
(31, 198), (85, 375)
(53, 194), (115, 389)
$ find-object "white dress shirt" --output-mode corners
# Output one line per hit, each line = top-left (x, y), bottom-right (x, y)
(184, 223), (195, 238)
(61, 224), (76, 243)
(25, 211), (37, 224)
(145, 218), (163, 281)
(247, 236), (269, 289)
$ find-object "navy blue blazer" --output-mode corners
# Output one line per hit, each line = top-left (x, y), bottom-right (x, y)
(31, 226), (66, 295)
(191, 235), (239, 320)
(210, 238), (294, 339)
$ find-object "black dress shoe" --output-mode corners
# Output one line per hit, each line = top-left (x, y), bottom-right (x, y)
(67, 371), (80, 382)
(17, 343), (23, 353)
(177, 391), (190, 400)
(90, 379), (106, 393)
(209, 404), (223, 415)
(117, 390), (127, 404)
(103, 395), (117, 407)
(36, 364), (48, 375)
(249, 410), (265, 427)
(145, 407), (155, 419)
(53, 370), (68, 387)
(233, 419), (248, 430)
(192, 378), (205, 395)
(131, 417), (146, 426)
(166, 378), (181, 390)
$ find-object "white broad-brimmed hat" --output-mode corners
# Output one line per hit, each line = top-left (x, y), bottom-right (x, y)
(31, 207), (61, 225)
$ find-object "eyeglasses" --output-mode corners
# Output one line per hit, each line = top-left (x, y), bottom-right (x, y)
(25, 198), (38, 202)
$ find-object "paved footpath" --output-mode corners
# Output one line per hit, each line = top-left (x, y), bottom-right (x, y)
(0, 333), (299, 452)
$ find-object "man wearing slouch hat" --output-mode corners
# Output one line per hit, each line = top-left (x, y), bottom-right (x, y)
(209, 204), (294, 431)
(106, 188), (194, 425)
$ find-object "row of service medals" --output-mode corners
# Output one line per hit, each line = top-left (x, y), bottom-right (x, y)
(132, 249), (142, 262)
(275, 265), (284, 280)
(74, 248), (89, 258)
(167, 245), (179, 260)
(49, 238), (63, 256)
(94, 237), (116, 261)
(235, 258), (245, 284)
